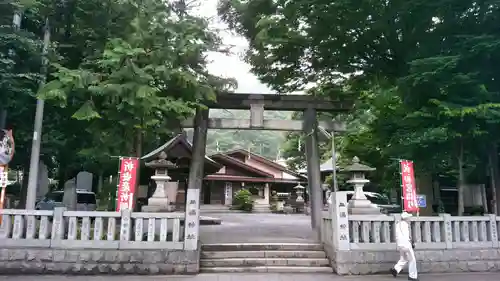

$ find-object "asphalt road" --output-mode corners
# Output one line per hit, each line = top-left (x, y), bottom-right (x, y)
(1, 272), (499, 281)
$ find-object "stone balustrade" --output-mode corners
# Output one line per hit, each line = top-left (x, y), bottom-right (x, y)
(0, 208), (197, 274)
(321, 191), (500, 275)
(321, 212), (500, 250)
(0, 208), (185, 250)
(344, 214), (500, 250)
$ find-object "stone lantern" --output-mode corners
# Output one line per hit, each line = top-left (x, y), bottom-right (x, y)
(142, 151), (178, 212)
(342, 156), (380, 214)
(294, 183), (305, 203)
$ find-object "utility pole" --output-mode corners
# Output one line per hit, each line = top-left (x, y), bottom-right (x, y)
(0, 11), (23, 130)
(25, 19), (50, 209)
(318, 126), (338, 192)
(330, 130), (338, 192)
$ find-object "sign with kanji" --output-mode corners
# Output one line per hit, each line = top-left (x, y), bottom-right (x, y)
(400, 159), (419, 212)
(0, 165), (7, 224)
(116, 158), (139, 211)
(0, 166), (7, 187)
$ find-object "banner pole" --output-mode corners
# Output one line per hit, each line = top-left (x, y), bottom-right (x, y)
(412, 160), (420, 217)
(116, 157), (122, 211)
(399, 159), (404, 212)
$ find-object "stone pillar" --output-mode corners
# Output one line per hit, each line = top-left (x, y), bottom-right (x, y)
(331, 191), (350, 250)
(224, 182), (232, 206)
(304, 107), (322, 239)
(184, 108), (209, 250)
(263, 183), (270, 205)
(142, 151), (177, 212)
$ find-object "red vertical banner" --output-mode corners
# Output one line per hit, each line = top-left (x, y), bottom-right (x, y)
(116, 158), (139, 211)
(400, 160), (419, 213)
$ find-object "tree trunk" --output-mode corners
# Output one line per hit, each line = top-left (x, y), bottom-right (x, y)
(488, 142), (499, 215)
(457, 139), (465, 216)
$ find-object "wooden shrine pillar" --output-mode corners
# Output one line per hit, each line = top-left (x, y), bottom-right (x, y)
(304, 107), (322, 240)
(184, 108), (209, 250)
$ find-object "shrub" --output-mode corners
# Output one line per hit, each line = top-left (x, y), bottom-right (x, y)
(232, 189), (254, 212)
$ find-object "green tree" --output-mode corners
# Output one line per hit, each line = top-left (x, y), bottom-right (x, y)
(220, 0), (500, 215)
(3, 0), (235, 204)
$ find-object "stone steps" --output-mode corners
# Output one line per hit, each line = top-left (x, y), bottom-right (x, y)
(201, 266), (334, 273)
(252, 204), (272, 213)
(201, 250), (327, 259)
(200, 243), (333, 273)
(202, 242), (324, 251)
(201, 257), (330, 267)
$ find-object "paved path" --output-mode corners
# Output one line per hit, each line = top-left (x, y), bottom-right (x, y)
(200, 213), (316, 244)
(1, 273), (500, 281)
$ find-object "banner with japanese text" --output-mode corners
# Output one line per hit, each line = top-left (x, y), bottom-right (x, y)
(400, 159), (419, 212)
(116, 158), (139, 211)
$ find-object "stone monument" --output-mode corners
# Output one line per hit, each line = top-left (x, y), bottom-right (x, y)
(62, 178), (77, 210)
(36, 161), (49, 200)
(76, 171), (93, 192)
(142, 151), (178, 212)
(342, 156), (380, 214)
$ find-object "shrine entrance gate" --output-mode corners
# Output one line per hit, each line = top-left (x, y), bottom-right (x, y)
(181, 93), (352, 250)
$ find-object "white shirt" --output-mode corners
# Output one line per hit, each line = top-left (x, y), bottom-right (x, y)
(395, 220), (412, 248)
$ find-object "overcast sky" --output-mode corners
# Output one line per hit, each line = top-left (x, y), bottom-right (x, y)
(193, 0), (275, 94)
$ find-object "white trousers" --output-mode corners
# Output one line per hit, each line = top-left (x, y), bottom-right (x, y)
(394, 246), (417, 279)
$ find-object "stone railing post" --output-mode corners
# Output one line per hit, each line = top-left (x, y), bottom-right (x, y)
(0, 213), (12, 239)
(332, 191), (350, 251)
(439, 214), (453, 249)
(120, 209), (132, 245)
(51, 207), (66, 241)
(11, 214), (24, 239)
(489, 214), (498, 248)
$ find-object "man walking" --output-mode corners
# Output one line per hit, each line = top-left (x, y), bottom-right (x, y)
(391, 211), (418, 281)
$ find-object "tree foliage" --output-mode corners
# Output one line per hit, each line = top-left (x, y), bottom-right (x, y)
(219, 0), (500, 214)
(2, 0), (235, 202)
(204, 109), (290, 158)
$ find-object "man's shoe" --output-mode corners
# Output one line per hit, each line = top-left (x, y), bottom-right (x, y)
(408, 277), (419, 281)
(390, 268), (398, 277)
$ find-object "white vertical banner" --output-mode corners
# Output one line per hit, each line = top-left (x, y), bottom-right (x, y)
(0, 165), (7, 224)
(184, 188), (200, 250)
(224, 182), (232, 205)
(0, 166), (6, 187)
(332, 191), (350, 250)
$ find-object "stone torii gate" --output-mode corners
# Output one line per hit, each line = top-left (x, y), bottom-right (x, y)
(181, 93), (352, 250)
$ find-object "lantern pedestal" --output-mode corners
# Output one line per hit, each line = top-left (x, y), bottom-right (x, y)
(142, 174), (171, 212)
(347, 178), (381, 215)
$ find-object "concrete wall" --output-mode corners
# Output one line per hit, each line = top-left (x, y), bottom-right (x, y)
(0, 247), (200, 275)
(331, 248), (500, 275)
